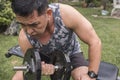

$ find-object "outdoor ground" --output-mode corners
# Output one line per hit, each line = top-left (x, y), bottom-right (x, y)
(0, 7), (120, 80)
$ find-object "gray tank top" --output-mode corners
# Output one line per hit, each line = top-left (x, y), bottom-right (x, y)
(26, 3), (82, 56)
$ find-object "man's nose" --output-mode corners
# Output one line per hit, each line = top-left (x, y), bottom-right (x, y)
(26, 27), (34, 35)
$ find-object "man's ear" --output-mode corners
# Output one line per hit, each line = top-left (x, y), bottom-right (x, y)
(46, 8), (53, 17)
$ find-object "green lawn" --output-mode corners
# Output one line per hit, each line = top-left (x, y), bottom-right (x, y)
(0, 7), (120, 80)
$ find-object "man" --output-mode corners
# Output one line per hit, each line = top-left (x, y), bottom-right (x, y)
(11, 0), (101, 80)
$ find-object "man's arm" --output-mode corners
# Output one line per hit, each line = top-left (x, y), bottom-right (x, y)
(60, 3), (102, 79)
(18, 29), (33, 54)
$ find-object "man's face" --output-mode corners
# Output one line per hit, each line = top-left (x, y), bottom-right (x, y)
(16, 10), (49, 39)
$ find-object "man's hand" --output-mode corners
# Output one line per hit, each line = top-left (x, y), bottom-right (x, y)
(41, 61), (55, 76)
(71, 66), (96, 80)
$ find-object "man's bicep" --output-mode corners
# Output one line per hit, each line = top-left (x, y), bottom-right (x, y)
(60, 4), (97, 44)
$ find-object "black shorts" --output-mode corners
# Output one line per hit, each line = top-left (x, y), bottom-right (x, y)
(70, 52), (88, 69)
(40, 51), (88, 69)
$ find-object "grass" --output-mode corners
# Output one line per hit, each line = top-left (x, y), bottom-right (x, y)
(0, 35), (22, 80)
(0, 7), (120, 80)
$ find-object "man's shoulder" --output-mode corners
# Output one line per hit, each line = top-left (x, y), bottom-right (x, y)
(19, 29), (31, 46)
(59, 3), (80, 29)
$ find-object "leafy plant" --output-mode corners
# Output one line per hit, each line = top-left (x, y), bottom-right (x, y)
(0, 0), (15, 26)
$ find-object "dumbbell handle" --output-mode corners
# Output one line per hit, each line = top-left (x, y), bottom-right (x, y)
(13, 65), (60, 71)
(13, 65), (29, 71)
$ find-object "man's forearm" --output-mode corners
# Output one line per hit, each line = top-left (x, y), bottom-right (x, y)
(88, 39), (102, 74)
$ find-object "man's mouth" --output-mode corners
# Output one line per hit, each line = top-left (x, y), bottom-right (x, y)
(31, 35), (39, 39)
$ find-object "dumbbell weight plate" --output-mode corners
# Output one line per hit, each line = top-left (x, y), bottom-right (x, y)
(23, 48), (41, 80)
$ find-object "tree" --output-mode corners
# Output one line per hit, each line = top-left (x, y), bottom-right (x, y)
(0, 0), (15, 33)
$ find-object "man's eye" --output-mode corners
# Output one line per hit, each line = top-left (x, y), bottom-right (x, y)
(30, 24), (38, 27)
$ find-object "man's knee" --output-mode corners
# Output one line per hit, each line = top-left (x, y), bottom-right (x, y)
(12, 71), (23, 80)
(12, 76), (18, 80)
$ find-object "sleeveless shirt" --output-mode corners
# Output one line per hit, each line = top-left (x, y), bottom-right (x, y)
(26, 3), (82, 56)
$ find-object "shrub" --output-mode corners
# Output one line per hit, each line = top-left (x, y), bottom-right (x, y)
(0, 0), (15, 33)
